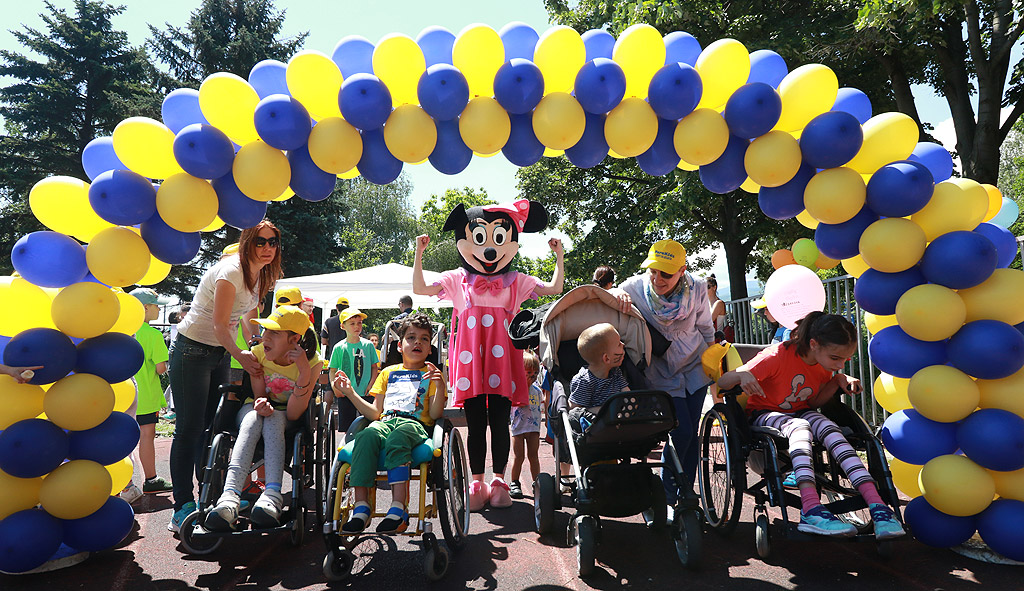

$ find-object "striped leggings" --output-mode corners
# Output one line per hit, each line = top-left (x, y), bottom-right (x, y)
(753, 410), (874, 488)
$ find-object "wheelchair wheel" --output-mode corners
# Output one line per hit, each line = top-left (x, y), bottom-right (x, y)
(322, 549), (353, 582)
(672, 507), (703, 570)
(290, 503), (305, 547)
(179, 510), (222, 555)
(754, 512), (771, 559)
(698, 406), (743, 535)
(435, 421), (470, 550)
(197, 433), (232, 511)
(422, 532), (450, 581)
(575, 515), (597, 577)
(534, 473), (556, 534)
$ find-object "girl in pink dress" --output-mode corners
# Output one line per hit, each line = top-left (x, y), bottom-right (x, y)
(413, 199), (564, 510)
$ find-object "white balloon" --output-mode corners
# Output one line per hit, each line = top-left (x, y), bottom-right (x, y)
(989, 197), (1020, 229)
(764, 264), (826, 329)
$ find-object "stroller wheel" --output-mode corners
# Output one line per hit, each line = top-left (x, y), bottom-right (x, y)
(534, 473), (556, 535)
(673, 507), (702, 570)
(575, 515), (597, 577)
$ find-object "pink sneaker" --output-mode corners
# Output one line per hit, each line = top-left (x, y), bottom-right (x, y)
(469, 480), (490, 512)
(489, 477), (513, 508)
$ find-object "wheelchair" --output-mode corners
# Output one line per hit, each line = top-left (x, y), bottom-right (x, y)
(379, 318), (448, 370)
(177, 375), (329, 555)
(697, 343), (908, 559)
(321, 414), (470, 582)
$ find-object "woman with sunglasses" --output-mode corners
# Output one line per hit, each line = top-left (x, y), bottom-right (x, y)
(612, 239), (715, 517)
(167, 220), (284, 534)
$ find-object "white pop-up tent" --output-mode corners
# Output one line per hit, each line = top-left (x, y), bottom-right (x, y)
(281, 263), (451, 311)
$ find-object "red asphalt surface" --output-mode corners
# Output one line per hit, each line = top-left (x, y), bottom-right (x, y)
(2, 433), (1019, 590)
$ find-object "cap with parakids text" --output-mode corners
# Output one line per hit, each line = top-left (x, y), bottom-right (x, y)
(251, 305), (310, 334)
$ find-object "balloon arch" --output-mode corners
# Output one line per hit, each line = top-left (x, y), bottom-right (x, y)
(1, 22), (1023, 572)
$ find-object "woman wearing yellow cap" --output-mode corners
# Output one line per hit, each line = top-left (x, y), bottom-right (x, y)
(612, 239), (716, 516)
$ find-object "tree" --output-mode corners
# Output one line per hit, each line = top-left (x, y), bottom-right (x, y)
(997, 117), (1023, 272)
(333, 174), (419, 271)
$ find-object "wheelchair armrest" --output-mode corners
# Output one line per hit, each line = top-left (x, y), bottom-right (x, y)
(218, 383), (245, 396)
(343, 415), (372, 443)
(432, 420), (446, 454)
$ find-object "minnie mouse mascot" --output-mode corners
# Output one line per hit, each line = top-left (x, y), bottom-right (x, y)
(413, 199), (564, 510)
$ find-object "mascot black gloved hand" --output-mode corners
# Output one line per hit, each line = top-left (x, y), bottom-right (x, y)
(412, 199), (564, 511)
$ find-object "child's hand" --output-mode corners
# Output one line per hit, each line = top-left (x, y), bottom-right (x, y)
(415, 234), (430, 253)
(285, 343), (307, 368)
(736, 372), (765, 398)
(422, 362), (443, 382)
(548, 237), (563, 256)
(332, 371), (355, 396)
(254, 397), (274, 417)
(837, 374), (861, 395)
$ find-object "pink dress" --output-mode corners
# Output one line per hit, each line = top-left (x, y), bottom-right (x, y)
(435, 268), (541, 407)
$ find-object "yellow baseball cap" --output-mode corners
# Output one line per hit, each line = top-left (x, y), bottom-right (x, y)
(641, 239), (687, 274)
(339, 308), (367, 324)
(751, 297), (767, 310)
(337, 296), (349, 306)
(251, 305), (310, 334)
(274, 286), (302, 306)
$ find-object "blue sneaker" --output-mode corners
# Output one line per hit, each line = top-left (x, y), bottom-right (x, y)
(798, 505), (857, 537)
(167, 501), (197, 533)
(869, 503), (906, 540)
(782, 472), (798, 489)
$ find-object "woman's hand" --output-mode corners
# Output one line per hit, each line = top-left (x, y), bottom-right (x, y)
(239, 349), (263, 377)
(0, 364), (43, 383)
(253, 397), (274, 417)
(616, 292), (632, 314)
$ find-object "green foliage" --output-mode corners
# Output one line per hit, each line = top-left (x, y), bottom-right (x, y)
(335, 175), (419, 271)
(998, 117), (1024, 270)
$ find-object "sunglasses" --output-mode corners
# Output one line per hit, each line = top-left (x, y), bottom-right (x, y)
(652, 269), (676, 279)
(253, 236), (280, 248)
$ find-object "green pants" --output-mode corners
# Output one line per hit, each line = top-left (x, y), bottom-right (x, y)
(349, 416), (428, 488)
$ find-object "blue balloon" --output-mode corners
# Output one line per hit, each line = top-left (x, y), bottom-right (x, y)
(62, 496), (135, 553)
(904, 497), (976, 548)
(973, 222), (1018, 268)
(814, 205), (879, 260)
(854, 267), (927, 316)
(799, 111), (864, 169)
(648, 63), (702, 121)
(67, 411), (140, 465)
(288, 145), (335, 201)
(574, 58), (626, 115)
(864, 160), (934, 218)
(582, 29), (615, 61)
(418, 64), (469, 121)
(253, 94), (311, 151)
(81, 136), (126, 181)
(501, 113), (544, 167)
(948, 319), (1024, 380)
(723, 83), (781, 139)
(499, 22), (538, 61)
(908, 142), (954, 182)
(664, 31), (702, 66)
(758, 163), (815, 220)
(831, 87), (872, 124)
(0, 509), (63, 574)
(248, 59), (289, 99)
(172, 123), (235, 180)
(416, 26), (455, 67)
(357, 129), (402, 185)
(636, 118), (680, 176)
(331, 35), (374, 78)
(868, 325), (948, 378)
(3, 328), (75, 385)
(161, 88), (208, 135)
(977, 499), (1024, 562)
(429, 120), (472, 175)
(880, 409), (959, 465)
(0, 419), (69, 478)
(211, 172), (268, 230)
(747, 49), (788, 88)
(339, 74), (393, 131)
(140, 211), (201, 265)
(10, 231), (88, 288)
(699, 135), (750, 194)
(0, 335), (10, 361)
(494, 59), (545, 115)
(75, 333), (144, 384)
(990, 197), (1020, 228)
(564, 112), (608, 169)
(88, 169), (158, 226)
(920, 231), (998, 289)
(957, 409), (1024, 471)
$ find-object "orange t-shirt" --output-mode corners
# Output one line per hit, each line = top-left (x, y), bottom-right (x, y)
(741, 343), (833, 415)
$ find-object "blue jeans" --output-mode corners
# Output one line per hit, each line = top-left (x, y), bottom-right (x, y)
(662, 387), (708, 504)
(168, 334), (229, 510)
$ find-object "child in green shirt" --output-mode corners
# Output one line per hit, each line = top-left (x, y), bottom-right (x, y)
(130, 288), (173, 494)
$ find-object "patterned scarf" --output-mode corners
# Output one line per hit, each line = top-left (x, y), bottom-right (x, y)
(644, 272), (690, 324)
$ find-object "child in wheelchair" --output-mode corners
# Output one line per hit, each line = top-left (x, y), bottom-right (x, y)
(568, 322), (630, 433)
(331, 312), (447, 534)
(716, 311), (905, 540)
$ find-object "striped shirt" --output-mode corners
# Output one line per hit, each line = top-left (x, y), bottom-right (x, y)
(569, 366), (629, 409)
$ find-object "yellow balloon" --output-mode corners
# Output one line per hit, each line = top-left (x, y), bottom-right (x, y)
(989, 467), (1024, 501)
(156, 173), (219, 232)
(105, 457), (134, 495)
(458, 97), (510, 155)
(39, 459), (112, 520)
(201, 216), (225, 233)
(383, 104), (437, 163)
(872, 373), (911, 413)
(674, 108), (729, 166)
(286, 50), (344, 120)
(840, 255), (868, 278)
(199, 72), (260, 144)
(803, 167), (865, 224)
(109, 289), (145, 335)
(740, 177), (761, 194)
(0, 276), (56, 335)
(543, 147), (564, 158)
(86, 227), (151, 287)
(774, 64), (839, 132)
(273, 187), (296, 201)
(895, 284), (966, 341)
(534, 26), (585, 94)
(677, 159), (699, 171)
(796, 209), (819, 229)
(308, 117), (362, 174)
(111, 378), (137, 413)
(51, 281), (120, 339)
(744, 131), (801, 187)
(863, 312), (898, 335)
(845, 112), (919, 174)
(112, 117), (183, 180)
(908, 365), (980, 422)
(232, 141), (290, 202)
(694, 38), (750, 109)
(957, 268), (1024, 326)
(452, 24), (504, 98)
(889, 458), (923, 498)
(612, 23), (666, 99)
(28, 176), (113, 241)
(911, 180), (989, 241)
(977, 366), (1024, 418)
(920, 454), (995, 517)
(372, 35), (426, 107)
(947, 177), (991, 227)
(44, 373), (115, 431)
(533, 92), (586, 150)
(339, 167), (360, 180)
(0, 376), (46, 430)
(858, 217), (926, 273)
(0, 469), (43, 520)
(981, 183), (1003, 222)
(605, 97), (657, 157)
